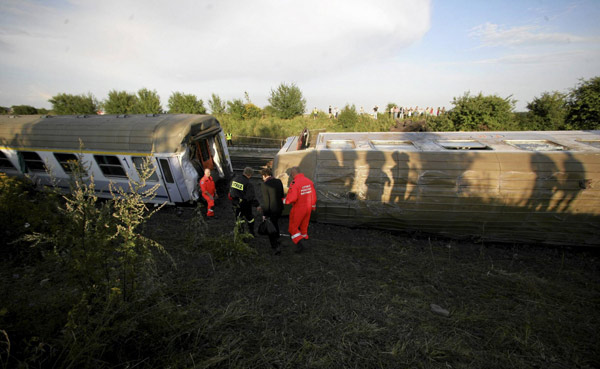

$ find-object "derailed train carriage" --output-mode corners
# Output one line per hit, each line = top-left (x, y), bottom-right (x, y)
(0, 114), (233, 204)
(273, 130), (600, 246)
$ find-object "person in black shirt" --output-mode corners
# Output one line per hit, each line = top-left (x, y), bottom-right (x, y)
(259, 167), (284, 255)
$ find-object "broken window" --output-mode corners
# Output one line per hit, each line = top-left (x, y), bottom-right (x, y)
(504, 140), (568, 151)
(326, 140), (356, 149)
(437, 140), (491, 150)
(370, 140), (416, 150)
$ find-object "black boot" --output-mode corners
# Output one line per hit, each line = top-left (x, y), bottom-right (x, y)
(295, 239), (304, 254)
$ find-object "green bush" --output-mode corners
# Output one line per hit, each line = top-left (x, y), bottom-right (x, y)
(49, 92), (99, 115)
(449, 92), (517, 131)
(565, 76), (600, 130)
(426, 114), (455, 131)
(243, 103), (262, 120)
(227, 98), (245, 120)
(0, 174), (60, 260)
(338, 104), (359, 129)
(11, 105), (38, 115)
(268, 82), (306, 119)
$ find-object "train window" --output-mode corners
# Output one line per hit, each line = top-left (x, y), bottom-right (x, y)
(576, 140), (600, 149)
(131, 157), (159, 182)
(54, 153), (83, 174)
(159, 159), (175, 183)
(0, 151), (16, 170)
(20, 151), (46, 172)
(326, 140), (356, 149)
(93, 155), (127, 178)
(437, 140), (491, 150)
(504, 140), (569, 151)
(370, 140), (416, 150)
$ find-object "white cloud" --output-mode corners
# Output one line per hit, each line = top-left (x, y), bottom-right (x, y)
(0, 0), (432, 107)
(470, 22), (591, 47)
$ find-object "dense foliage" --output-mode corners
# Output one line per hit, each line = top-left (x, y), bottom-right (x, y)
(103, 90), (138, 114)
(48, 93), (98, 115)
(167, 92), (207, 114)
(268, 82), (306, 119)
(226, 98), (245, 120)
(525, 91), (568, 131)
(10, 105), (38, 115)
(565, 76), (600, 130)
(208, 93), (226, 114)
(448, 92), (517, 131)
(6, 76), (599, 132)
(338, 104), (360, 129)
(134, 88), (162, 114)
(0, 159), (255, 368)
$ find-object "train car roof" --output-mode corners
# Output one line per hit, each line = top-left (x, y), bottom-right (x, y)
(283, 130), (600, 153)
(0, 114), (221, 154)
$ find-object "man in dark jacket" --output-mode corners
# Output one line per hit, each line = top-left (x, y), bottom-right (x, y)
(229, 167), (259, 236)
(259, 167), (284, 255)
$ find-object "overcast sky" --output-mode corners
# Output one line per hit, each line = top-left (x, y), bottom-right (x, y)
(1, 0), (599, 112)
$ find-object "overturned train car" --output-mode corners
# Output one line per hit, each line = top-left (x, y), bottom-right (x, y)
(273, 130), (600, 246)
(0, 114), (233, 204)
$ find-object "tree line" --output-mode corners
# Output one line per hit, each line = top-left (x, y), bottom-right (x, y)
(426, 76), (599, 132)
(0, 83), (306, 119)
(1, 77), (598, 131)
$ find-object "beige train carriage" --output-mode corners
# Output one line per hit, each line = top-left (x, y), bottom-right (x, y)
(0, 114), (233, 204)
(273, 130), (600, 246)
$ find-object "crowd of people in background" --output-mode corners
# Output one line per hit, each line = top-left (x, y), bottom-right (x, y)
(324, 105), (447, 119)
(386, 106), (447, 119)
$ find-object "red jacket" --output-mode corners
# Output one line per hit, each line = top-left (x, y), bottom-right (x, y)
(284, 173), (316, 211)
(200, 175), (216, 198)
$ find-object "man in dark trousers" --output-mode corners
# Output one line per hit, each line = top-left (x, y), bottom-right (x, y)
(229, 167), (259, 236)
(284, 166), (317, 253)
(259, 167), (284, 255)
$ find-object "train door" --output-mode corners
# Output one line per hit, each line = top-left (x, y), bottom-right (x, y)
(157, 158), (183, 203)
(195, 139), (214, 170)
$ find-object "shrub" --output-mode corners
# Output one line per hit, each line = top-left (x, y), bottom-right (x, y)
(448, 92), (517, 131)
(103, 90), (138, 114)
(525, 91), (568, 130)
(48, 93), (98, 115)
(227, 99), (245, 120)
(565, 76), (600, 130)
(338, 104), (359, 129)
(11, 105), (38, 115)
(268, 82), (306, 119)
(243, 103), (262, 120)
(426, 114), (455, 131)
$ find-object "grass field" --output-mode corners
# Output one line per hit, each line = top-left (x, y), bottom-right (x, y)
(1, 179), (599, 368)
(139, 202), (600, 368)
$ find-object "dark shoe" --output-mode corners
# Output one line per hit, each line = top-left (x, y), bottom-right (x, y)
(295, 240), (304, 254)
(274, 246), (281, 256)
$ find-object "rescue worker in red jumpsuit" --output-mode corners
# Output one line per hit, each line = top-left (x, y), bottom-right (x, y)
(199, 168), (217, 217)
(284, 166), (316, 253)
